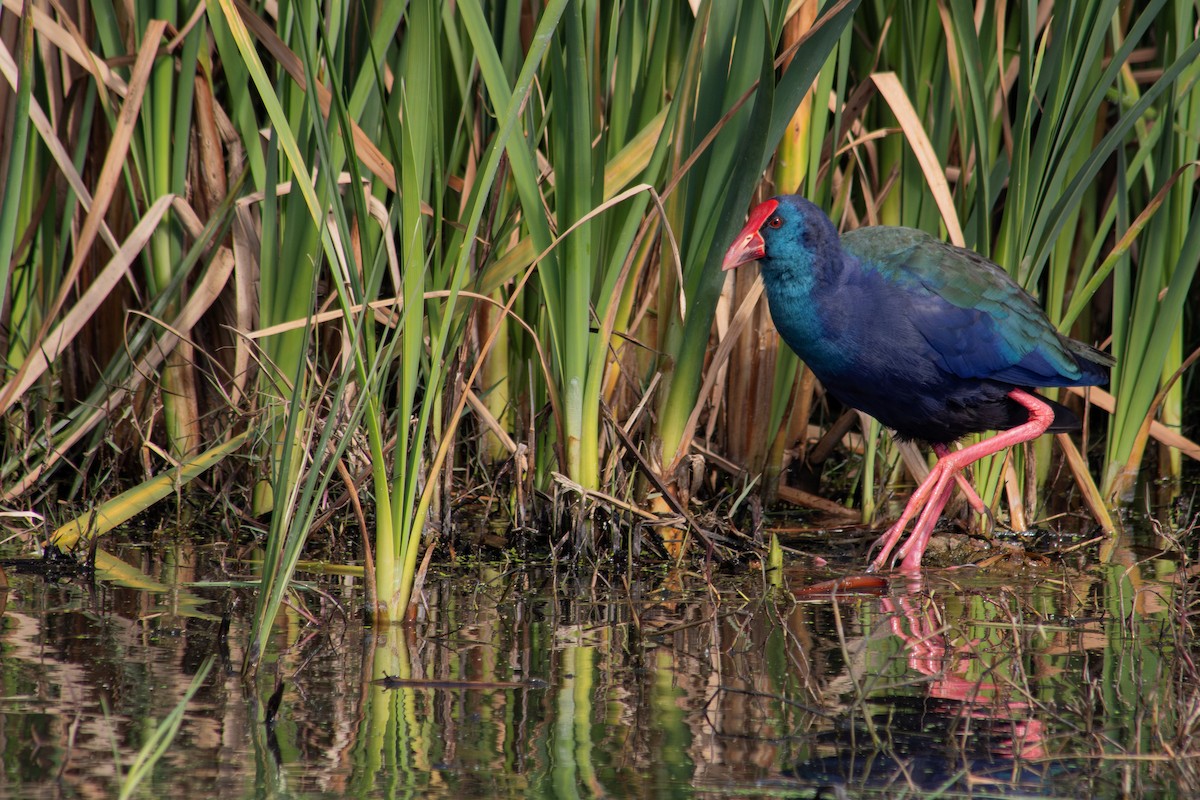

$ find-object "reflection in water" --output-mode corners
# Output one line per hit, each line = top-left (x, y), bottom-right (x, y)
(0, 543), (1194, 798)
(785, 581), (1070, 795)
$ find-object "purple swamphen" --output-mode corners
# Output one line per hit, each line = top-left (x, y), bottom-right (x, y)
(722, 195), (1113, 571)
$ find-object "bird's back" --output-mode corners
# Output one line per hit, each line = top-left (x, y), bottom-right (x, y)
(840, 226), (1112, 390)
(793, 225), (1113, 443)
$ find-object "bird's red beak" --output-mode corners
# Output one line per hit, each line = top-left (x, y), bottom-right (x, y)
(722, 199), (778, 271)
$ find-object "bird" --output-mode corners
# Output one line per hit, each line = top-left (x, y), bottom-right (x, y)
(721, 195), (1113, 571)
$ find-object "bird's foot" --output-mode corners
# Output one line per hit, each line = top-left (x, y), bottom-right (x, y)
(869, 461), (960, 572)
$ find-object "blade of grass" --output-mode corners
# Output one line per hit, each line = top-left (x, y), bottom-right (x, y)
(116, 655), (215, 800)
(50, 431), (248, 550)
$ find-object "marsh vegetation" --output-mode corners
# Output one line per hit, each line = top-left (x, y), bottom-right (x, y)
(0, 1), (1198, 796)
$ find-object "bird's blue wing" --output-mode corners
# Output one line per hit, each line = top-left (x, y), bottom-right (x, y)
(842, 227), (1107, 388)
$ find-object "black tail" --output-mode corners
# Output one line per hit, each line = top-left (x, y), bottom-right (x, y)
(1025, 392), (1084, 433)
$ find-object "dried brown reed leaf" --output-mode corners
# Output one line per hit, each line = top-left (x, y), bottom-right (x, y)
(229, 0), (400, 194)
(870, 72), (965, 247)
(165, 1), (208, 51)
(708, 265), (735, 445)
(193, 76), (229, 213)
(1002, 453), (1028, 532)
(49, 430), (248, 550)
(775, 483), (860, 518)
(0, 37), (121, 253)
(1055, 433), (1117, 535)
(2, 243), (237, 501)
(0, 19), (166, 414)
(1066, 385), (1200, 462)
(669, 274), (765, 476)
(895, 438), (931, 483)
(128, 248), (239, 385)
(463, 383), (518, 455)
(230, 208), (259, 406)
(0, 194), (173, 414)
(1, 0), (129, 96)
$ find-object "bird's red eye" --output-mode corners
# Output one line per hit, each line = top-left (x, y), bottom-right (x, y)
(767, 215), (783, 229)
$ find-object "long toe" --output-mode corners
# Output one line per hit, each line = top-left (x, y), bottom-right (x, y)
(896, 468), (957, 570)
(868, 526), (904, 571)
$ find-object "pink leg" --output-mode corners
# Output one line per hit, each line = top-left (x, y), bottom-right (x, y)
(869, 389), (1054, 572)
(869, 449), (974, 570)
(933, 443), (988, 516)
(896, 477), (956, 569)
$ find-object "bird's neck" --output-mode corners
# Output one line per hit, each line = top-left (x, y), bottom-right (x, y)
(761, 247), (854, 372)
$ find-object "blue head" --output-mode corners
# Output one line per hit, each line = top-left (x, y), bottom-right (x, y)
(722, 195), (842, 286)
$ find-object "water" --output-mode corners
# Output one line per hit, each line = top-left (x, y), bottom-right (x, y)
(0, 529), (1196, 798)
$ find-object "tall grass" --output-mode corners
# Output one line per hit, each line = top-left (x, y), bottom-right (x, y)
(1, 1), (1197, 667)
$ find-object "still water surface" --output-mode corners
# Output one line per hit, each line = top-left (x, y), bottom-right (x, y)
(0, 532), (1195, 798)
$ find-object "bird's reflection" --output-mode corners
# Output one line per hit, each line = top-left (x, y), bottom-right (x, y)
(786, 575), (1080, 796)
